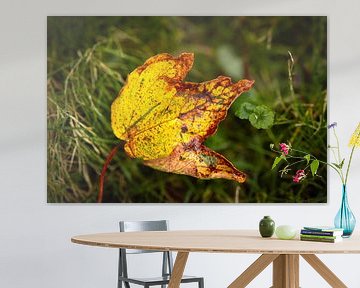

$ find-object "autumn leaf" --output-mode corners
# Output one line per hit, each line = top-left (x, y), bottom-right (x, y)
(100, 53), (254, 201)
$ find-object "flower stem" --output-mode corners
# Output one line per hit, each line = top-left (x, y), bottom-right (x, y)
(290, 148), (308, 155)
(345, 145), (356, 186)
(285, 159), (306, 169)
(333, 127), (342, 164)
(330, 147), (339, 164)
(274, 147), (344, 182)
(344, 129), (360, 185)
(332, 127), (345, 182)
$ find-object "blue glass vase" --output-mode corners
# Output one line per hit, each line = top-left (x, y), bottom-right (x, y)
(334, 185), (356, 237)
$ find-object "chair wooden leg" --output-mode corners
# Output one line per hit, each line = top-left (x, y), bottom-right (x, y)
(168, 252), (189, 288)
(301, 254), (347, 288)
(272, 254), (299, 288)
(228, 254), (279, 288)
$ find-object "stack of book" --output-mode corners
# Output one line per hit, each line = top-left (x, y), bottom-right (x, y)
(300, 226), (344, 243)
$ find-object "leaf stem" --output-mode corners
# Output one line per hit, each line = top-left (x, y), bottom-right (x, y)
(98, 143), (122, 203)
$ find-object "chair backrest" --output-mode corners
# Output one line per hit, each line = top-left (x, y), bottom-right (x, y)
(119, 220), (169, 254)
(120, 220), (168, 232)
(118, 220), (174, 281)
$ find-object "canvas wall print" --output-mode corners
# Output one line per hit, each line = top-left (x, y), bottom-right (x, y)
(47, 16), (327, 203)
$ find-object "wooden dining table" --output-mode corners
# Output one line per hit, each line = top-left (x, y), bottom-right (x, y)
(71, 230), (360, 288)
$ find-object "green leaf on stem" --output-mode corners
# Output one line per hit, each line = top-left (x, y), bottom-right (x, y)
(310, 159), (319, 176)
(235, 102), (256, 119)
(235, 103), (275, 129)
(248, 105), (275, 129)
(272, 156), (283, 170)
(339, 158), (345, 169)
(332, 160), (344, 169)
(304, 154), (310, 164)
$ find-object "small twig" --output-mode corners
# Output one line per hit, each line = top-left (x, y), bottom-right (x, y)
(287, 51), (295, 100)
(235, 186), (240, 203)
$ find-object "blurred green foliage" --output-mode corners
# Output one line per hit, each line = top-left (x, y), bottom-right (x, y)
(47, 16), (327, 203)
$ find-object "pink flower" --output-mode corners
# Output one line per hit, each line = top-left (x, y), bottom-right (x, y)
(279, 143), (290, 155)
(293, 169), (306, 183)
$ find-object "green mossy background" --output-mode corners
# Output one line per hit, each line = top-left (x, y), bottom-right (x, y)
(47, 16), (327, 203)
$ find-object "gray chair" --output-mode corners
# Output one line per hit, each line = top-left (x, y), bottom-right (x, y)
(118, 220), (204, 288)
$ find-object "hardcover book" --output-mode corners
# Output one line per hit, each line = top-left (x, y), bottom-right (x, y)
(301, 229), (343, 237)
(300, 236), (343, 243)
(303, 226), (343, 232)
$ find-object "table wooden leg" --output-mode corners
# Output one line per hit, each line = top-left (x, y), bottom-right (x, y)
(301, 254), (347, 288)
(168, 251), (189, 288)
(272, 254), (299, 288)
(288, 255), (299, 288)
(228, 254), (279, 288)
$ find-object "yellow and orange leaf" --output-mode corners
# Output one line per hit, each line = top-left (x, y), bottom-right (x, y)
(111, 52), (254, 184)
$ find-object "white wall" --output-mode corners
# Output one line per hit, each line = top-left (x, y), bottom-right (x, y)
(1, 0), (360, 287)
